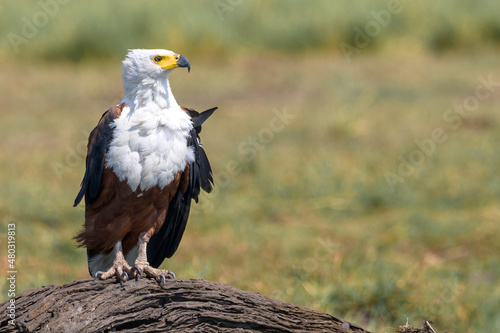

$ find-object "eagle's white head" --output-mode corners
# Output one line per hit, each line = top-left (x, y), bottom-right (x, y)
(121, 49), (190, 110)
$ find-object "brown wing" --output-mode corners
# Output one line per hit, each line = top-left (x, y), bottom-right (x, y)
(73, 103), (125, 207)
(146, 106), (217, 267)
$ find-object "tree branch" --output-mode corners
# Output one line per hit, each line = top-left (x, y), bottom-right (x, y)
(1, 278), (371, 332)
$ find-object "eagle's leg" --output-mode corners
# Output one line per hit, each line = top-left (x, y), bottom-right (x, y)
(95, 240), (135, 283)
(132, 231), (175, 286)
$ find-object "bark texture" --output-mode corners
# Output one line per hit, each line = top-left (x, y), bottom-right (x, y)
(0, 278), (371, 333)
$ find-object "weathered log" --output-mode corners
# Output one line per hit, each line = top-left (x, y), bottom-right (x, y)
(1, 278), (370, 333)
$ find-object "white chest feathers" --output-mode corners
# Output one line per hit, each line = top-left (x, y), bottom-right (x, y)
(106, 103), (195, 192)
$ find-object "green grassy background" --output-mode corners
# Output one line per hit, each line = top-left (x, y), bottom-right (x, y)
(1, 1), (500, 332)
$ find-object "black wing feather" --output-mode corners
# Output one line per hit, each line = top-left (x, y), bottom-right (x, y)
(147, 107), (216, 267)
(73, 106), (122, 207)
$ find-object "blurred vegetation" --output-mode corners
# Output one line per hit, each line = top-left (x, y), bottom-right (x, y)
(0, 0), (500, 61)
(1, 1), (500, 332)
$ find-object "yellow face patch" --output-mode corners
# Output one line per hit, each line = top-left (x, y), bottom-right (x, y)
(152, 54), (180, 70)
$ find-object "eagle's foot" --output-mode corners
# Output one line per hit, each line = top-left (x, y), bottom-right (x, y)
(145, 267), (176, 287)
(132, 231), (175, 286)
(132, 261), (175, 286)
(95, 241), (136, 284)
(95, 259), (135, 284)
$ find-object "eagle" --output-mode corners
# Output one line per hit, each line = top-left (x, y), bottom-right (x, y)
(73, 49), (216, 285)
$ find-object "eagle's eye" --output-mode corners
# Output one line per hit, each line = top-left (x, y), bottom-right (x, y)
(153, 55), (163, 63)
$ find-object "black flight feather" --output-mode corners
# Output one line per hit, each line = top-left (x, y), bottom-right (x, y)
(147, 107), (216, 267)
(74, 108), (118, 207)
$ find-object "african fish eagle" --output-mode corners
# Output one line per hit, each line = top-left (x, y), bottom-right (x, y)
(73, 49), (216, 284)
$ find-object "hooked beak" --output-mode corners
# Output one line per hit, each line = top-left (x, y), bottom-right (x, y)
(176, 54), (190, 73)
(158, 54), (191, 73)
